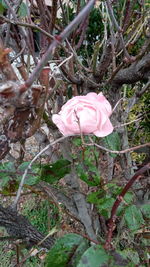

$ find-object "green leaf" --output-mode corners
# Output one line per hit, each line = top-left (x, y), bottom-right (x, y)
(0, 162), (16, 188)
(17, 162), (40, 185)
(77, 245), (110, 267)
(123, 192), (134, 204)
(0, 3), (5, 14)
(98, 197), (115, 218)
(103, 132), (121, 158)
(124, 205), (144, 231)
(73, 137), (82, 146)
(40, 159), (71, 184)
(140, 204), (150, 219)
(76, 163), (100, 186)
(0, 0), (8, 9)
(118, 249), (140, 265)
(18, 2), (27, 17)
(87, 191), (101, 204)
(45, 234), (88, 267)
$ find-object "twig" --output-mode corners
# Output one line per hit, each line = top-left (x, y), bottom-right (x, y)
(49, 53), (74, 81)
(105, 62), (124, 85)
(104, 163), (150, 250)
(136, 79), (150, 97)
(4, 11), (11, 47)
(114, 117), (142, 128)
(0, 15), (54, 40)
(87, 139), (150, 155)
(11, 40), (26, 63)
(105, 0), (132, 62)
(70, 230), (100, 245)
(21, 0), (96, 90)
(112, 97), (126, 113)
(16, 228), (57, 267)
(3, 0), (17, 20)
(76, 16), (89, 50)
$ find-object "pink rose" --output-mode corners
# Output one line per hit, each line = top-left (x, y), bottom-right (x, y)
(52, 92), (113, 137)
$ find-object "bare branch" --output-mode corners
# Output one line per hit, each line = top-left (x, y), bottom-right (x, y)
(105, 0), (133, 62)
(22, 0), (96, 90)
(111, 53), (150, 90)
(87, 138), (150, 155)
(0, 15), (54, 40)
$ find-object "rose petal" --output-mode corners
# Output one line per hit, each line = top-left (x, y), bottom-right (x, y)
(94, 119), (114, 137)
(52, 92), (113, 137)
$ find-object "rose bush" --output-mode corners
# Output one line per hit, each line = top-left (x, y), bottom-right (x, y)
(52, 92), (113, 137)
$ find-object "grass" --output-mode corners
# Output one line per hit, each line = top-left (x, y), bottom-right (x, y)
(0, 195), (60, 266)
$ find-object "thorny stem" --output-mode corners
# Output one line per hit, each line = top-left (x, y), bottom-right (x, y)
(105, 0), (132, 61)
(0, 15), (54, 40)
(21, 0), (96, 90)
(104, 163), (150, 250)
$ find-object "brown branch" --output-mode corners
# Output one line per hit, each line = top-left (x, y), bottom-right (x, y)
(59, 61), (83, 85)
(50, 0), (58, 33)
(105, 0), (133, 62)
(0, 204), (55, 249)
(104, 163), (150, 250)
(122, 0), (137, 32)
(93, 40), (112, 82)
(21, 0), (96, 90)
(76, 16), (89, 50)
(111, 53), (150, 90)
(87, 140), (150, 155)
(0, 15), (54, 40)
(3, 0), (17, 19)
(70, 230), (99, 245)
(136, 79), (150, 97)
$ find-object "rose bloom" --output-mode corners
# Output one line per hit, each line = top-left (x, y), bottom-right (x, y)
(52, 92), (113, 137)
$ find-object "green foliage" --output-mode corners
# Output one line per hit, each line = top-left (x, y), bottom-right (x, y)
(78, 8), (104, 59)
(40, 159), (71, 184)
(0, 158), (71, 193)
(72, 137), (82, 147)
(18, 2), (28, 17)
(0, 2), (5, 14)
(22, 199), (59, 234)
(17, 162), (40, 185)
(98, 197), (116, 218)
(0, 162), (16, 189)
(0, 161), (40, 194)
(118, 249), (140, 265)
(0, 240), (15, 267)
(77, 245), (110, 267)
(140, 203), (150, 219)
(124, 205), (145, 231)
(104, 132), (121, 157)
(76, 161), (100, 186)
(45, 234), (89, 267)
(87, 183), (134, 219)
(0, 0), (7, 9)
(60, 3), (75, 26)
(73, 142), (100, 186)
